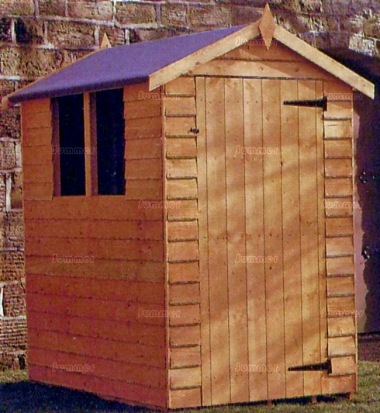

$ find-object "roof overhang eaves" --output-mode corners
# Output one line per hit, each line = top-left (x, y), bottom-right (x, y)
(7, 76), (149, 105)
(273, 24), (375, 99)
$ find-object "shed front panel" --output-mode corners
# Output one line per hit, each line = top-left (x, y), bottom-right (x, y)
(197, 76), (328, 404)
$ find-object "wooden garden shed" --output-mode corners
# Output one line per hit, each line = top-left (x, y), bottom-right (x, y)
(3, 5), (375, 410)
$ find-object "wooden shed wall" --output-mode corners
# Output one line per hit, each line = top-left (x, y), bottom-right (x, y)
(164, 41), (357, 408)
(21, 85), (167, 409)
(163, 77), (202, 409)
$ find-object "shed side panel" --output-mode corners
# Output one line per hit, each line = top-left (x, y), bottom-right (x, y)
(322, 80), (357, 394)
(163, 77), (202, 409)
(22, 87), (167, 409)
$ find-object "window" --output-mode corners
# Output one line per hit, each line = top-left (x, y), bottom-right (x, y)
(53, 94), (85, 196)
(53, 89), (125, 197)
(95, 89), (125, 195)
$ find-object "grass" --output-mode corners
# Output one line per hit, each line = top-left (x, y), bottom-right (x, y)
(0, 362), (380, 412)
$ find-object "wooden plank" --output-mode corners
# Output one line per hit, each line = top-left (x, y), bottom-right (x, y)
(328, 336), (356, 356)
(25, 236), (89, 258)
(168, 262), (199, 283)
(165, 77), (196, 96)
(169, 325), (200, 347)
(22, 145), (52, 165)
(166, 159), (197, 178)
(170, 346), (201, 368)
(324, 81), (353, 100)
(225, 77), (249, 403)
(125, 159), (162, 180)
(23, 110), (52, 129)
(170, 367), (201, 389)
(27, 275), (165, 304)
(28, 347), (166, 388)
(126, 117), (162, 139)
(324, 140), (352, 158)
(221, 42), (303, 62)
(205, 77), (230, 405)
(125, 138), (162, 160)
(27, 294), (166, 327)
(324, 120), (353, 139)
(316, 79), (328, 396)
(25, 237), (164, 262)
(89, 238), (164, 261)
(25, 219), (163, 240)
(83, 93), (92, 196)
(124, 82), (150, 102)
(169, 388), (201, 409)
(274, 24), (374, 98)
(280, 79), (304, 399)
(169, 283), (199, 305)
(167, 221), (198, 241)
(167, 200), (197, 221)
(326, 237), (354, 257)
(23, 164), (53, 182)
(326, 217), (353, 237)
(51, 99), (60, 197)
(325, 178), (353, 198)
(325, 198), (353, 217)
(325, 159), (352, 178)
(22, 98), (51, 114)
(167, 240), (198, 262)
(165, 96), (196, 116)
(26, 257), (165, 282)
(327, 276), (355, 297)
(321, 374), (356, 395)
(167, 179), (197, 200)
(263, 78), (286, 399)
(327, 296), (356, 317)
(326, 101), (352, 119)
(149, 21), (261, 89)
(165, 117), (196, 137)
(298, 80), (321, 396)
(23, 182), (53, 201)
(28, 310), (166, 346)
(166, 138), (197, 159)
(29, 364), (167, 408)
(191, 60), (332, 80)
(328, 317), (356, 337)
(28, 329), (166, 367)
(326, 256), (354, 276)
(244, 78), (268, 402)
(126, 179), (163, 200)
(169, 304), (200, 327)
(22, 127), (52, 147)
(125, 99), (161, 119)
(23, 199), (109, 220)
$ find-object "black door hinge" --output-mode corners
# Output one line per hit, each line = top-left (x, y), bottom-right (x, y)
(288, 360), (331, 373)
(283, 97), (328, 111)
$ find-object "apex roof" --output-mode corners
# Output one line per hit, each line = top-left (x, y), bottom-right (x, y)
(5, 4), (375, 106)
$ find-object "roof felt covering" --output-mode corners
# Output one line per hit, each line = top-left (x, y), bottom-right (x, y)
(9, 25), (246, 103)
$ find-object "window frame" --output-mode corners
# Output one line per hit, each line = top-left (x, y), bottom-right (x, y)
(52, 89), (126, 197)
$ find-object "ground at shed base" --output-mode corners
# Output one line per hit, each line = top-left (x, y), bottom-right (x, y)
(0, 336), (380, 413)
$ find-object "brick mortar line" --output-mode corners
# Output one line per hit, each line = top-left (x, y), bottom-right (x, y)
(0, 280), (25, 288)
(0, 316), (27, 321)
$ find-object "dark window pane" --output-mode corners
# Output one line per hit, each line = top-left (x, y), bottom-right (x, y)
(57, 94), (85, 196)
(95, 89), (125, 195)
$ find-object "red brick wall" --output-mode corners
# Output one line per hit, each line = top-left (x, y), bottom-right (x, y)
(0, 0), (379, 369)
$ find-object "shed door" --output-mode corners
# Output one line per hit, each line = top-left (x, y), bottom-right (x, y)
(196, 77), (328, 405)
